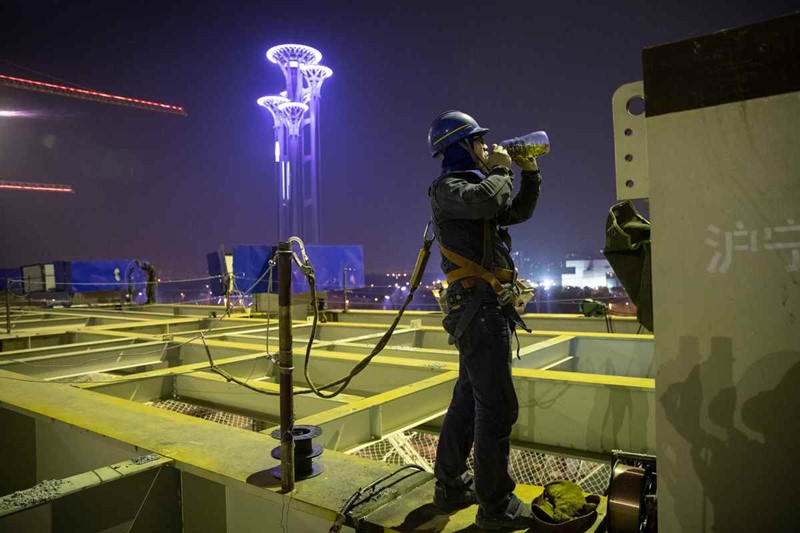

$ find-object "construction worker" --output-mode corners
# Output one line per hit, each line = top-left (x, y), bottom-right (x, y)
(427, 110), (542, 530)
(126, 261), (139, 304)
(141, 261), (157, 304)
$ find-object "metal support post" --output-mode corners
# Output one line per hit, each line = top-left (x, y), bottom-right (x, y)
(342, 267), (349, 313)
(5, 282), (10, 334)
(224, 272), (231, 313)
(221, 246), (231, 312)
(277, 241), (295, 492)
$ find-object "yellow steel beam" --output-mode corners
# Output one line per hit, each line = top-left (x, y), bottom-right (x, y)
(0, 368), (422, 525)
(0, 454), (174, 518)
(286, 371), (459, 451)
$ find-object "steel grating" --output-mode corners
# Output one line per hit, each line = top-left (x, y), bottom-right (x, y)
(2, 307), (655, 460)
(352, 431), (611, 495)
(149, 399), (270, 432)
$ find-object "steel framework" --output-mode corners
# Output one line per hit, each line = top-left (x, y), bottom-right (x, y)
(0, 303), (650, 530)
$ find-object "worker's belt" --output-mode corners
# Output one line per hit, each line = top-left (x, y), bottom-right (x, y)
(446, 284), (531, 349)
(440, 244), (531, 341)
(440, 245), (515, 294)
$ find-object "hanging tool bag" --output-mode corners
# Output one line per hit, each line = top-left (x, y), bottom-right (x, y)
(603, 200), (654, 332)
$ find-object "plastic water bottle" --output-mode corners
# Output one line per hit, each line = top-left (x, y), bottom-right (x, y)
(498, 131), (550, 159)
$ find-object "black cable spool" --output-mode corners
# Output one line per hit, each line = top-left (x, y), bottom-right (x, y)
(270, 424), (324, 480)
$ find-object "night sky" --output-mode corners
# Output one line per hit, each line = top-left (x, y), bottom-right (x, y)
(1, 0), (795, 277)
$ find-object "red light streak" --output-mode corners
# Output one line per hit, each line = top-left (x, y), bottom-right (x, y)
(0, 73), (187, 116)
(0, 181), (75, 193)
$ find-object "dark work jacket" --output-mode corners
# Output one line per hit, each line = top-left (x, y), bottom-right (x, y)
(428, 166), (542, 280)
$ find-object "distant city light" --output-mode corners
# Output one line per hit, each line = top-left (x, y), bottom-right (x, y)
(384, 295), (390, 300)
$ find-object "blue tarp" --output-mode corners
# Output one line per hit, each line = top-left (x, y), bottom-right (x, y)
(206, 251), (227, 296)
(294, 245), (366, 292)
(226, 244), (365, 294)
(0, 268), (21, 291)
(3, 261), (149, 294)
(68, 260), (145, 293)
(53, 261), (71, 291)
(232, 245), (277, 294)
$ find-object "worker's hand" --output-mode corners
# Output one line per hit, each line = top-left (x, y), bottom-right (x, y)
(486, 144), (512, 170)
(513, 153), (539, 172)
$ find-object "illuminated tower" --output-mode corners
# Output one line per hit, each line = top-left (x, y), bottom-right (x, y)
(258, 44), (333, 243)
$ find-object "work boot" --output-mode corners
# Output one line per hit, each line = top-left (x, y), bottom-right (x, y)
(475, 495), (536, 531)
(433, 474), (477, 511)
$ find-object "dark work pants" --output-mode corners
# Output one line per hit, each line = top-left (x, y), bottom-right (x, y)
(435, 296), (519, 515)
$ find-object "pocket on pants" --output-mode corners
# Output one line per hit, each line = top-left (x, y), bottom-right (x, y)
(477, 303), (510, 337)
(442, 309), (463, 337)
(443, 307), (473, 346)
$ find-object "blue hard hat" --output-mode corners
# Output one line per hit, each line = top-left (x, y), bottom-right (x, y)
(428, 110), (489, 157)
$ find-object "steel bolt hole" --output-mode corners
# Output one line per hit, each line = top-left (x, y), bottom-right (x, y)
(626, 96), (645, 116)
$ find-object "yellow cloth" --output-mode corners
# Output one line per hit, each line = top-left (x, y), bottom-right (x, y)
(533, 481), (597, 523)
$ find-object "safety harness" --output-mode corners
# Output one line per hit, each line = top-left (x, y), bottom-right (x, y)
(435, 217), (531, 353)
(440, 221), (517, 292)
